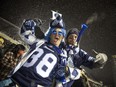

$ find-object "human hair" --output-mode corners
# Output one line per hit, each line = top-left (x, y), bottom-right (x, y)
(10, 44), (26, 58)
(45, 28), (66, 43)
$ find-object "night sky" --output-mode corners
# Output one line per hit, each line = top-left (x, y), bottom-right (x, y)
(0, 0), (116, 86)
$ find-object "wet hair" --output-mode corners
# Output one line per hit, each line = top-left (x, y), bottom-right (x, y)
(9, 44), (25, 58)
(45, 28), (66, 43)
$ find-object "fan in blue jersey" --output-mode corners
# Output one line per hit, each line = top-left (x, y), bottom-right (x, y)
(57, 28), (108, 87)
(11, 11), (71, 87)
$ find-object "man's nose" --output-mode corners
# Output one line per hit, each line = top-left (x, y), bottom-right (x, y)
(55, 32), (59, 36)
(72, 37), (76, 40)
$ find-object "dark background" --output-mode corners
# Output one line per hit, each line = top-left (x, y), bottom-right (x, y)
(0, 0), (116, 86)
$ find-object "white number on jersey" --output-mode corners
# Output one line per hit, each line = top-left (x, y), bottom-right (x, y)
(23, 48), (57, 78)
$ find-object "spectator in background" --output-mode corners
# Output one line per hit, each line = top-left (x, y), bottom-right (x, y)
(62, 28), (108, 87)
(0, 44), (26, 87)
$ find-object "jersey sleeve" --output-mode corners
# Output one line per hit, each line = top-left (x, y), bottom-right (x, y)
(74, 48), (95, 68)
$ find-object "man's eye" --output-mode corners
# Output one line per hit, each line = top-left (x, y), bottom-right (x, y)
(52, 31), (57, 34)
(58, 32), (63, 36)
(75, 36), (77, 38)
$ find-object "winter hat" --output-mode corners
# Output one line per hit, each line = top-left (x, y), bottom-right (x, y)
(66, 28), (79, 39)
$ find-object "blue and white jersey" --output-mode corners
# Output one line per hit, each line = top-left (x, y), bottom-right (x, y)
(66, 45), (95, 69)
(12, 43), (65, 87)
(60, 45), (96, 87)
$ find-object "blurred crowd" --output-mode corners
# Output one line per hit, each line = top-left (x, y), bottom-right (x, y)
(0, 36), (26, 87)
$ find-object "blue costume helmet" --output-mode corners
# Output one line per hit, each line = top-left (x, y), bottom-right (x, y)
(45, 11), (66, 42)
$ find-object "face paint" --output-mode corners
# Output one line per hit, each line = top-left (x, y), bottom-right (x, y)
(52, 30), (64, 36)
(50, 28), (64, 47)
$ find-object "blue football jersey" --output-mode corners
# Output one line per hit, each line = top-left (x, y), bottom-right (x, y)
(61, 46), (95, 87)
(12, 43), (64, 87)
(66, 46), (95, 68)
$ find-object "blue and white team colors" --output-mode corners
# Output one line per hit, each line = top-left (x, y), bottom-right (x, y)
(12, 42), (65, 87)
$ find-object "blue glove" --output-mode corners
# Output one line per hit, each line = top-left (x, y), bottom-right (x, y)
(20, 19), (36, 34)
(20, 19), (42, 34)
